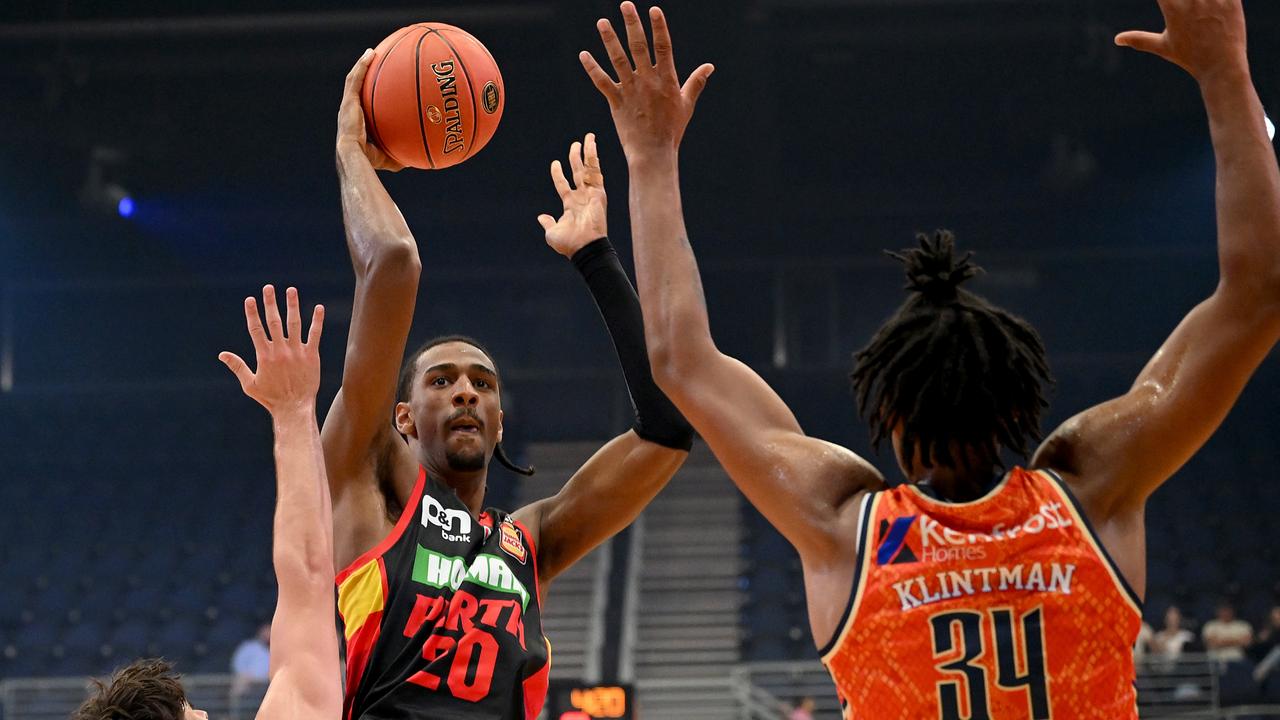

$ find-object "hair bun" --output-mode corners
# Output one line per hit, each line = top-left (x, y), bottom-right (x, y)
(887, 230), (981, 304)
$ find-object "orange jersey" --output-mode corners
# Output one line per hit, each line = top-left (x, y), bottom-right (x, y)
(821, 468), (1142, 719)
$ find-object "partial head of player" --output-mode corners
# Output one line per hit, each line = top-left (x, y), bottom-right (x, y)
(850, 230), (1053, 494)
(73, 659), (207, 720)
(395, 335), (533, 481)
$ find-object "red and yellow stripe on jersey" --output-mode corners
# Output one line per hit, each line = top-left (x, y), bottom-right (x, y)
(336, 470), (422, 716)
(821, 467), (1142, 719)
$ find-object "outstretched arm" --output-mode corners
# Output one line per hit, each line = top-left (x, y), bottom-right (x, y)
(219, 286), (343, 720)
(579, 3), (883, 572)
(514, 134), (690, 585)
(322, 50), (421, 570)
(1035, 0), (1280, 518)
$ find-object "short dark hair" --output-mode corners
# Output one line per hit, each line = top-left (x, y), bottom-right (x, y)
(396, 335), (498, 408)
(74, 658), (187, 720)
(851, 230), (1053, 473)
(396, 334), (534, 476)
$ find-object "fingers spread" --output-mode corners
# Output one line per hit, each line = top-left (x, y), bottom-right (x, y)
(1114, 30), (1166, 56)
(584, 133), (603, 186)
(597, 18), (634, 80)
(580, 51), (621, 102)
(649, 6), (677, 78)
(580, 132), (604, 189)
(218, 351), (254, 390)
(569, 140), (586, 187)
(537, 214), (556, 231)
(307, 304), (325, 347)
(263, 285), (284, 341)
(682, 63), (716, 106)
(620, 2), (653, 71)
(550, 160), (573, 200)
(244, 296), (269, 355)
(286, 287), (302, 343)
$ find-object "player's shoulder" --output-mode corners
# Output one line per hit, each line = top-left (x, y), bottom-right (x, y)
(509, 500), (543, 546)
(794, 435), (888, 491)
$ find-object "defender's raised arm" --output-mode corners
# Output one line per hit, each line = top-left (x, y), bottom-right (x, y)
(582, 3), (883, 647)
(219, 286), (343, 720)
(1036, 1), (1280, 582)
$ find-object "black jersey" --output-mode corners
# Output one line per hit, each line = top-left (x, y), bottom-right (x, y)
(336, 467), (550, 719)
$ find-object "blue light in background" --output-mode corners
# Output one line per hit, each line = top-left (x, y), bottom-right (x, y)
(117, 195), (134, 218)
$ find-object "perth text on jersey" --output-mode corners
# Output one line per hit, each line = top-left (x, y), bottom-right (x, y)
(397, 546), (536, 702)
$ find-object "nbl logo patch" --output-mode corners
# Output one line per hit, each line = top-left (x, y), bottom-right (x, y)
(876, 515), (921, 566)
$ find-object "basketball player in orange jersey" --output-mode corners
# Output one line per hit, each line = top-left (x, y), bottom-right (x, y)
(75, 287), (342, 720)
(581, 0), (1280, 717)
(326, 52), (692, 719)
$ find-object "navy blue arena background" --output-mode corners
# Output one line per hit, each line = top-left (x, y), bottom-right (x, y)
(1, 1), (1279, 718)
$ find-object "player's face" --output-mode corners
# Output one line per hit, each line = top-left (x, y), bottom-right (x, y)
(405, 342), (504, 473)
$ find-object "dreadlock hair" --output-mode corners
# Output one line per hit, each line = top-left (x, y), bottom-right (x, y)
(850, 230), (1053, 474)
(74, 658), (187, 720)
(396, 334), (535, 477)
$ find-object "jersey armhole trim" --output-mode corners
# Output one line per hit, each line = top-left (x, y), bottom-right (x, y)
(818, 492), (877, 660)
(512, 517), (543, 607)
(1038, 468), (1144, 614)
(336, 466), (428, 585)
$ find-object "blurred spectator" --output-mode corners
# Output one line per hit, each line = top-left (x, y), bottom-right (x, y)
(1203, 600), (1253, 663)
(232, 622), (271, 679)
(1152, 602), (1198, 676)
(230, 622), (271, 717)
(788, 696), (816, 720)
(1250, 606), (1280, 684)
(1135, 621), (1154, 663)
(1151, 605), (1195, 668)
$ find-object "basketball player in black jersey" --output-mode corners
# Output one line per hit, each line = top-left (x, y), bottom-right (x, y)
(76, 287), (342, 720)
(326, 52), (693, 719)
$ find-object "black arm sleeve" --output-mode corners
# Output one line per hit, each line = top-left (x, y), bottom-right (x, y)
(572, 237), (694, 451)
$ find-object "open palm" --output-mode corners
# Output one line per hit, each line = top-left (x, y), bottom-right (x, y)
(538, 133), (609, 258)
(219, 285), (324, 413)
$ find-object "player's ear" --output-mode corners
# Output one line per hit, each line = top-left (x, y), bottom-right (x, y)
(395, 401), (416, 437)
(496, 409), (504, 445)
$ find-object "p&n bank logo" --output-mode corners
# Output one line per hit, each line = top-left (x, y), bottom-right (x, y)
(423, 495), (472, 543)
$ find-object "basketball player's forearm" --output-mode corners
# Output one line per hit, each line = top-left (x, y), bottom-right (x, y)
(627, 154), (716, 369)
(336, 143), (419, 279)
(1199, 70), (1280, 291)
(571, 238), (693, 450)
(271, 405), (336, 587)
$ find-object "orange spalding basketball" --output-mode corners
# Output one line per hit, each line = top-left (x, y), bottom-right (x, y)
(361, 24), (504, 170)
